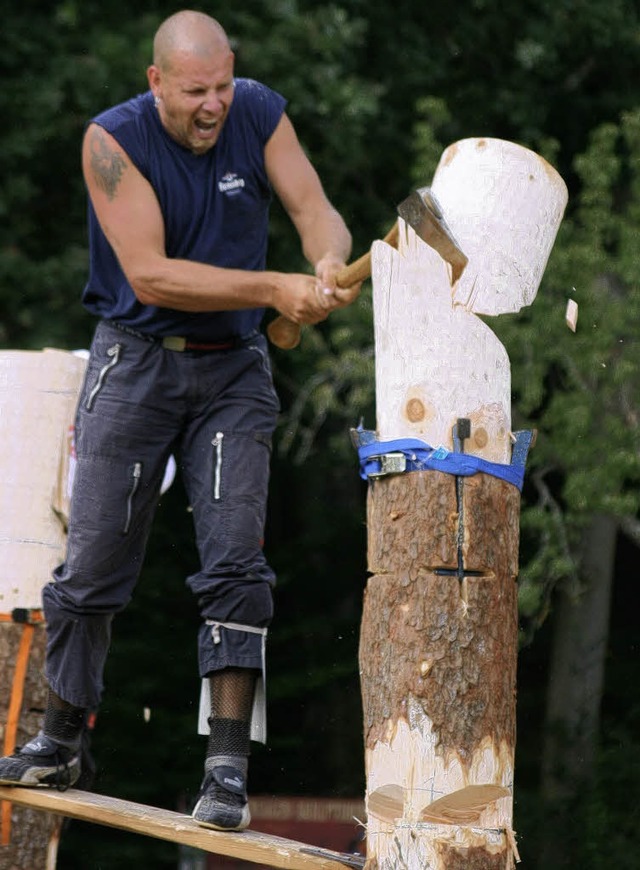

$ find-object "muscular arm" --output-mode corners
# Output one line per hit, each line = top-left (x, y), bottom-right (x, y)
(82, 124), (330, 323)
(265, 114), (353, 290)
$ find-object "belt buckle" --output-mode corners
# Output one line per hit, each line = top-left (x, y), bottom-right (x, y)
(161, 336), (186, 351)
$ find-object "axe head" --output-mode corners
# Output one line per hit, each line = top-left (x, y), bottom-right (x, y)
(397, 187), (468, 285)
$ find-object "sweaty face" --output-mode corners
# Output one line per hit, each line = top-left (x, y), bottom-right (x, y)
(149, 50), (235, 155)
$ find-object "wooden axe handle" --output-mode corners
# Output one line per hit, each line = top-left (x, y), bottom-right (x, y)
(267, 221), (399, 350)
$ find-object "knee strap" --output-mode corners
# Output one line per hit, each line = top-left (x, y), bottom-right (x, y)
(197, 621), (268, 744)
(206, 620), (268, 646)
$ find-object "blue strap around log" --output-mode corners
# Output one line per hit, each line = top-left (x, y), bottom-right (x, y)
(354, 430), (534, 491)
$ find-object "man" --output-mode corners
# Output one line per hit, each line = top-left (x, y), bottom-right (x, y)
(0, 10), (355, 832)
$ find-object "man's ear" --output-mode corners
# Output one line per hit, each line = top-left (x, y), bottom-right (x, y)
(147, 65), (161, 97)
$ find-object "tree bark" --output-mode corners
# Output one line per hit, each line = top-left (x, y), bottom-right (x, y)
(0, 623), (62, 868)
(359, 470), (521, 868)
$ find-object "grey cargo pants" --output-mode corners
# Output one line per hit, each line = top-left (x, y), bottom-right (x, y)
(43, 320), (279, 710)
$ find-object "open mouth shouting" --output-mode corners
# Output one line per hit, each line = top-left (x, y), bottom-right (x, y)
(195, 117), (218, 136)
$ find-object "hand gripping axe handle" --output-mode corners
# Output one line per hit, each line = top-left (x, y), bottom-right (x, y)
(266, 188), (467, 350)
(266, 222), (399, 350)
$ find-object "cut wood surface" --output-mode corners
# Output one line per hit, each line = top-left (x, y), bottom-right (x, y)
(0, 349), (86, 610)
(0, 786), (360, 869)
(431, 137), (568, 316)
(370, 137), (567, 462)
(371, 235), (512, 462)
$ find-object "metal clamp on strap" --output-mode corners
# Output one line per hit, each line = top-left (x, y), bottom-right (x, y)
(367, 452), (407, 478)
(352, 427), (532, 490)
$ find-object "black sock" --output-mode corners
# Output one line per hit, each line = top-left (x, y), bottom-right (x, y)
(42, 690), (85, 751)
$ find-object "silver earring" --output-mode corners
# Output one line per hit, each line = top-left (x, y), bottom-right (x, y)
(154, 95), (161, 107)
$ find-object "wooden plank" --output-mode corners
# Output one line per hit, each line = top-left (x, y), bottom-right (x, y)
(0, 786), (361, 869)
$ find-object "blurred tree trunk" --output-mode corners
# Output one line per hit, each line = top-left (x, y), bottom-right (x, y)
(538, 513), (616, 867)
(0, 622), (62, 868)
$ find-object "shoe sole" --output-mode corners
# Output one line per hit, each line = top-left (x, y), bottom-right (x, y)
(192, 801), (251, 832)
(0, 761), (80, 789)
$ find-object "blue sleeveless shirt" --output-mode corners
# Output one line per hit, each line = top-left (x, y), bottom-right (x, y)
(82, 79), (286, 340)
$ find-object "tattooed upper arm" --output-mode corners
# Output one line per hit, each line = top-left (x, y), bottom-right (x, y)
(87, 126), (128, 201)
(81, 123), (166, 270)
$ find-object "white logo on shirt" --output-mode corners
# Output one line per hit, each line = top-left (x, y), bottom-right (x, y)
(218, 172), (246, 194)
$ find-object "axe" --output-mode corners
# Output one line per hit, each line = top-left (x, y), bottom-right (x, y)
(266, 188), (467, 350)
(397, 187), (468, 285)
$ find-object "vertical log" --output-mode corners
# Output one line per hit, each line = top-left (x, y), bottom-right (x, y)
(359, 139), (567, 868)
(0, 349), (86, 868)
(360, 473), (520, 868)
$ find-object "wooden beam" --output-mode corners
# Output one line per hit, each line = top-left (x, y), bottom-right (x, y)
(0, 786), (362, 869)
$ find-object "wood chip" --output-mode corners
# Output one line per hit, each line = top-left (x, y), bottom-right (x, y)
(418, 784), (510, 825)
(565, 298), (578, 332)
(367, 784), (405, 822)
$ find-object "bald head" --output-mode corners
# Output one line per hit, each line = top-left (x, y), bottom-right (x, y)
(153, 10), (231, 72)
(147, 10), (236, 154)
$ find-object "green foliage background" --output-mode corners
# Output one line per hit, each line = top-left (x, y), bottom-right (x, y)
(2, 1), (639, 866)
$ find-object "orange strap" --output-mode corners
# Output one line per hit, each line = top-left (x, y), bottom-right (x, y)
(0, 609), (44, 625)
(1, 617), (39, 846)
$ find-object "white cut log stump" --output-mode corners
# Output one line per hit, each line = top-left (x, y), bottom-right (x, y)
(0, 348), (86, 868)
(0, 349), (86, 610)
(360, 139), (567, 869)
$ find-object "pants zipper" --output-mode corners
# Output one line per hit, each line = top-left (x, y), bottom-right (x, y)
(124, 462), (142, 534)
(212, 432), (224, 500)
(86, 343), (121, 410)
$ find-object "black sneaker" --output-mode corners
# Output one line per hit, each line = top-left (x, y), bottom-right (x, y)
(192, 765), (251, 831)
(0, 733), (80, 791)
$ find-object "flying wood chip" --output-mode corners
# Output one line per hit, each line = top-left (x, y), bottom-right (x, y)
(566, 298), (578, 332)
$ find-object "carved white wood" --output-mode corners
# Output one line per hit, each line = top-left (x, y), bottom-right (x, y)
(0, 349), (86, 610)
(364, 701), (516, 868)
(372, 137), (568, 463)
